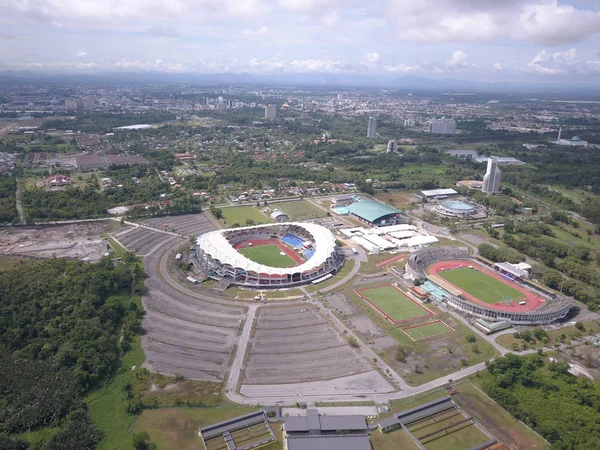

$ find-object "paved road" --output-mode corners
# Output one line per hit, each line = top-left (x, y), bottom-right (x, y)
(225, 305), (257, 400)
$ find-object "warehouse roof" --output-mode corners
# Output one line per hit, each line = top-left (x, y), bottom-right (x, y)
(346, 200), (401, 223)
(419, 188), (458, 198)
(284, 410), (367, 433)
(287, 436), (371, 450)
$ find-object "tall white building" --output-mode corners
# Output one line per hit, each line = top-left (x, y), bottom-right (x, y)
(429, 118), (456, 135)
(367, 117), (377, 138)
(482, 157), (501, 194)
(386, 140), (397, 153)
(337, 93), (344, 102)
(264, 104), (277, 119)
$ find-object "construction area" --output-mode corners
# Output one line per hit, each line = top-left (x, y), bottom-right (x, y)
(0, 221), (111, 261)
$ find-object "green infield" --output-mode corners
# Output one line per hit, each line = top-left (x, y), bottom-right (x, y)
(437, 267), (524, 304)
(360, 285), (431, 322)
(274, 200), (326, 219)
(403, 322), (453, 341)
(221, 206), (271, 225)
(239, 244), (299, 268)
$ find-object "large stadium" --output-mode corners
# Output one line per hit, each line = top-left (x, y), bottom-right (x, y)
(195, 222), (343, 288)
(406, 246), (573, 325)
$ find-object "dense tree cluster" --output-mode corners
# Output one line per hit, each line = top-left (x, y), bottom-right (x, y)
(0, 256), (144, 446)
(483, 354), (600, 449)
(477, 243), (524, 264)
(0, 177), (19, 224)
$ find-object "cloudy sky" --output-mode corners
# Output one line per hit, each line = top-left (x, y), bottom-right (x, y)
(1, 0), (600, 81)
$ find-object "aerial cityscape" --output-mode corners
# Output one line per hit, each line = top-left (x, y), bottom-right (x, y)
(2, 1), (600, 450)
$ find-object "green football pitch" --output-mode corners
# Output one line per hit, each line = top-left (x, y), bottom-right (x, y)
(437, 267), (524, 304)
(404, 322), (453, 340)
(360, 285), (430, 322)
(238, 244), (299, 268)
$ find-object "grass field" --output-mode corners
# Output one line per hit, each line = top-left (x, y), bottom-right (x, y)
(437, 267), (524, 304)
(133, 408), (283, 450)
(359, 285), (431, 322)
(239, 244), (298, 268)
(221, 206), (271, 225)
(404, 321), (453, 341)
(421, 419), (489, 450)
(274, 200), (326, 219)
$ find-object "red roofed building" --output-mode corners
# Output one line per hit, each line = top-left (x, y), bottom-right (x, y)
(175, 153), (197, 160)
(44, 174), (72, 187)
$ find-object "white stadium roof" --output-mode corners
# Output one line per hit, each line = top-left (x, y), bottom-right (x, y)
(196, 222), (337, 276)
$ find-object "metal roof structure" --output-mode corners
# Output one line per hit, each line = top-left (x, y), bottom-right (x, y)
(200, 410), (266, 440)
(284, 409), (368, 434)
(346, 200), (401, 223)
(419, 188), (458, 198)
(495, 262), (529, 279)
(196, 222), (336, 276)
(287, 436), (372, 450)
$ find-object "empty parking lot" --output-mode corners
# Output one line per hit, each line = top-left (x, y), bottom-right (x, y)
(243, 305), (370, 384)
(138, 213), (216, 236)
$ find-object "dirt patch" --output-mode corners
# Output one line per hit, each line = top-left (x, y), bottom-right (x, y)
(326, 292), (358, 316)
(0, 221), (111, 261)
(348, 315), (386, 339)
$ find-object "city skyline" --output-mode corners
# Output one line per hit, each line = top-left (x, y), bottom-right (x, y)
(1, 1), (600, 84)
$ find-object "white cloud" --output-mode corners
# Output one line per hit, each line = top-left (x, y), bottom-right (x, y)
(386, 0), (600, 44)
(445, 50), (469, 70)
(365, 52), (380, 64)
(492, 62), (502, 71)
(321, 9), (339, 27)
(525, 48), (579, 74)
(243, 26), (269, 36)
(76, 50), (87, 57)
(145, 25), (180, 37)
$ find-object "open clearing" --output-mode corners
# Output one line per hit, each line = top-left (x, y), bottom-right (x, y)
(0, 221), (111, 261)
(133, 407), (283, 450)
(221, 206), (271, 226)
(437, 267), (523, 304)
(239, 244), (298, 268)
(138, 213), (215, 236)
(273, 200), (326, 219)
(403, 321), (454, 341)
(243, 305), (371, 384)
(357, 285), (433, 323)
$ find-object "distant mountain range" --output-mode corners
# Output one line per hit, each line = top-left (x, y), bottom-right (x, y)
(1, 70), (599, 95)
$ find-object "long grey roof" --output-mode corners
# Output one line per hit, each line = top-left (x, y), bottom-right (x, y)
(200, 410), (265, 439)
(283, 411), (367, 433)
(287, 436), (372, 450)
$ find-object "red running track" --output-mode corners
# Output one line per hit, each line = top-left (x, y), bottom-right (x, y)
(428, 260), (545, 313)
(234, 239), (304, 265)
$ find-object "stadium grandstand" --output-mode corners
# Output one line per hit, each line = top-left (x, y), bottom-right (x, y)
(196, 222), (342, 288)
(407, 247), (573, 325)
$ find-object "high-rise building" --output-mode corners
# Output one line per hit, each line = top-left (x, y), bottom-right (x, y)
(386, 140), (397, 153)
(367, 117), (377, 138)
(429, 118), (456, 135)
(404, 117), (415, 127)
(65, 99), (78, 111)
(218, 96), (224, 104)
(77, 98), (95, 111)
(482, 157), (501, 194)
(337, 93), (344, 102)
(264, 104), (277, 119)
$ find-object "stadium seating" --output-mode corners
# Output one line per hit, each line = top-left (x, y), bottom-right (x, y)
(304, 247), (316, 259)
(282, 233), (305, 248)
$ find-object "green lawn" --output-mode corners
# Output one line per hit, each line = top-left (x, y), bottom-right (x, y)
(239, 244), (299, 268)
(437, 267), (524, 304)
(404, 321), (453, 340)
(274, 200), (326, 219)
(359, 285), (431, 322)
(221, 206), (271, 226)
(421, 420), (490, 450)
